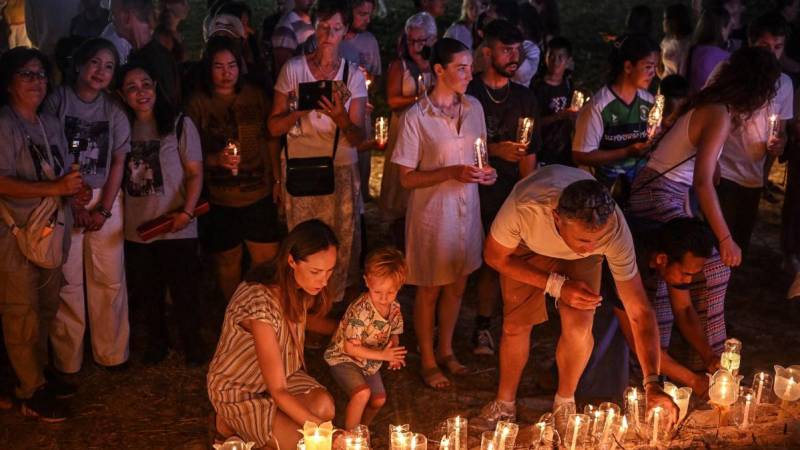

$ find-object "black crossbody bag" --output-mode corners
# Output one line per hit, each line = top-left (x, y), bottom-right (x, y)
(284, 62), (348, 197)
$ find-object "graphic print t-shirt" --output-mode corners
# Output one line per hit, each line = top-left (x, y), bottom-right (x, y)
(43, 86), (131, 189)
(573, 85), (653, 185)
(531, 77), (574, 166)
(123, 116), (204, 243)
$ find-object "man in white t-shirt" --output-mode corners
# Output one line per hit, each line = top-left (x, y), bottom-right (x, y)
(474, 165), (677, 433)
(715, 13), (793, 256)
(271, 0), (315, 72)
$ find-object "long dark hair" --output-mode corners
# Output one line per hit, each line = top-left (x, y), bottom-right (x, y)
(68, 37), (120, 88)
(692, 7), (730, 48)
(201, 36), (245, 96)
(606, 33), (659, 85)
(245, 219), (339, 323)
(116, 62), (178, 137)
(677, 46), (780, 126)
(0, 47), (53, 107)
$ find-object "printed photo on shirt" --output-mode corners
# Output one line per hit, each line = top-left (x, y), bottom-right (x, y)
(28, 140), (65, 180)
(125, 140), (163, 197)
(64, 115), (110, 178)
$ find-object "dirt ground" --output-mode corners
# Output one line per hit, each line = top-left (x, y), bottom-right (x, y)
(0, 159), (799, 449)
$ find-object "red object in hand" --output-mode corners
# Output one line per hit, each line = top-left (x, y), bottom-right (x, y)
(136, 201), (210, 241)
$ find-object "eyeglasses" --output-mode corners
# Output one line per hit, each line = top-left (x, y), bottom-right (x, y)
(409, 37), (433, 46)
(15, 69), (47, 82)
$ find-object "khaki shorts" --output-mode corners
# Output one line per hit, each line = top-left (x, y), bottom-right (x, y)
(501, 249), (603, 328)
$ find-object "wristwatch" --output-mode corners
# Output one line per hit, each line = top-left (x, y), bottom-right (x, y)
(643, 374), (665, 388)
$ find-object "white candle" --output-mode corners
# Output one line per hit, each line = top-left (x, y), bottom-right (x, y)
(497, 425), (508, 450)
(474, 138), (486, 169)
(743, 393), (752, 428)
(768, 114), (779, 139)
(439, 436), (450, 450)
(650, 407), (661, 446)
(629, 388), (640, 430)
(600, 408), (614, 446)
(756, 372), (766, 405)
(569, 416), (580, 450)
(418, 74), (424, 95)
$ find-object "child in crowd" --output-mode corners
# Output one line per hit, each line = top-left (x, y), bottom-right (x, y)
(324, 248), (407, 430)
(531, 36), (577, 166)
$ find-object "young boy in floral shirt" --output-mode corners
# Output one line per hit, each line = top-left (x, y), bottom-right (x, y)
(324, 247), (407, 430)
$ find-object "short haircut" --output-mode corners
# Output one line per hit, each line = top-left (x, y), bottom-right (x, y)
(405, 11), (437, 37)
(483, 19), (524, 46)
(312, 0), (352, 27)
(748, 12), (789, 44)
(556, 179), (616, 230)
(0, 47), (52, 107)
(650, 218), (714, 263)
(116, 0), (155, 23)
(547, 36), (572, 56)
(660, 74), (689, 98)
(365, 247), (407, 287)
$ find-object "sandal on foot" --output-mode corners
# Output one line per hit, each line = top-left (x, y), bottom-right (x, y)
(421, 366), (451, 389)
(437, 354), (470, 376)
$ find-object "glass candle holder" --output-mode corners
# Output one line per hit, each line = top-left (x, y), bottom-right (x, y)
(733, 387), (756, 429)
(409, 433), (427, 450)
(391, 431), (413, 450)
(709, 369), (743, 408)
(301, 421), (334, 450)
(374, 116), (388, 150)
(446, 416), (467, 450)
(623, 387), (645, 436)
(473, 138), (488, 169)
(720, 338), (742, 375)
(494, 420), (518, 450)
(753, 371), (773, 410)
(346, 425), (370, 449)
(565, 413), (589, 450)
(530, 421), (560, 450)
(516, 117), (534, 146)
(645, 406), (671, 447)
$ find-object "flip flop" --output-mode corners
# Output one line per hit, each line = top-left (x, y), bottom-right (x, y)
(437, 354), (471, 376)
(421, 366), (451, 389)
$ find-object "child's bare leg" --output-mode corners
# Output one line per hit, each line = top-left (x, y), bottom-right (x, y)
(361, 393), (386, 425)
(345, 386), (371, 430)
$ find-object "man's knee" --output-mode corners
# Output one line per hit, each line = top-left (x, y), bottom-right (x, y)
(501, 321), (534, 339)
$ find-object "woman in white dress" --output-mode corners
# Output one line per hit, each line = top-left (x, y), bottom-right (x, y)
(392, 38), (497, 389)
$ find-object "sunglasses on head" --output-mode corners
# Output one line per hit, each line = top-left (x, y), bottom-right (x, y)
(15, 69), (47, 82)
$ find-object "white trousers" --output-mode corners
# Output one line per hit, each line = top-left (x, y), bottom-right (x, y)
(8, 24), (32, 49)
(51, 190), (129, 373)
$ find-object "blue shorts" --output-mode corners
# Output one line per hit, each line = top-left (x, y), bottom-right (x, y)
(329, 362), (385, 399)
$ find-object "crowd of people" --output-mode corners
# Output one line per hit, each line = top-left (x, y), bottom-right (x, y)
(0, 0), (799, 448)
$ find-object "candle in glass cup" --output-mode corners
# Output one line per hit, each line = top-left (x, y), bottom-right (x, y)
(345, 436), (366, 450)
(480, 431), (496, 450)
(768, 113), (779, 139)
(375, 117), (389, 149)
(647, 94), (665, 139)
(224, 139), (240, 176)
(720, 338), (742, 375)
(439, 435), (450, 450)
(649, 406), (662, 447)
(410, 433), (427, 450)
(446, 416), (467, 450)
(298, 439), (306, 450)
(391, 431), (412, 450)
(302, 422), (334, 450)
(742, 391), (753, 428)
(570, 90), (585, 111)
(566, 414), (588, 450)
(516, 117), (534, 147)
(753, 371), (772, 407)
(474, 138), (488, 169)
(494, 420), (518, 450)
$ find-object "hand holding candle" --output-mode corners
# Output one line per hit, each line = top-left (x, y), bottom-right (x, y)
(569, 91), (585, 111)
(516, 117), (534, 147)
(647, 94), (665, 139)
(375, 117), (388, 150)
(223, 139), (241, 176)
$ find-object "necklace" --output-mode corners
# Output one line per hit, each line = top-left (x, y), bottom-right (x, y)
(482, 80), (511, 104)
(309, 55), (340, 79)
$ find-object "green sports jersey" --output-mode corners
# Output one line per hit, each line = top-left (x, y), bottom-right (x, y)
(573, 85), (654, 185)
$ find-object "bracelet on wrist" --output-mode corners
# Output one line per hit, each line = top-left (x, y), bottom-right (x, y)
(719, 234), (732, 244)
(180, 210), (195, 221)
(642, 374), (663, 389)
(94, 205), (112, 219)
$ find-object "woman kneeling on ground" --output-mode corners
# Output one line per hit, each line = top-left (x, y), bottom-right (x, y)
(207, 219), (339, 449)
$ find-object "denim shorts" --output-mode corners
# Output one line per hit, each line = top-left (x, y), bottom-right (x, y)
(329, 362), (385, 398)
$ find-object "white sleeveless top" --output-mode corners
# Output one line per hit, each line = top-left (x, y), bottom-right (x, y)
(645, 109), (722, 185)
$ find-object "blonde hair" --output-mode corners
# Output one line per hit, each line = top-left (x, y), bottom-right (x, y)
(364, 247), (407, 288)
